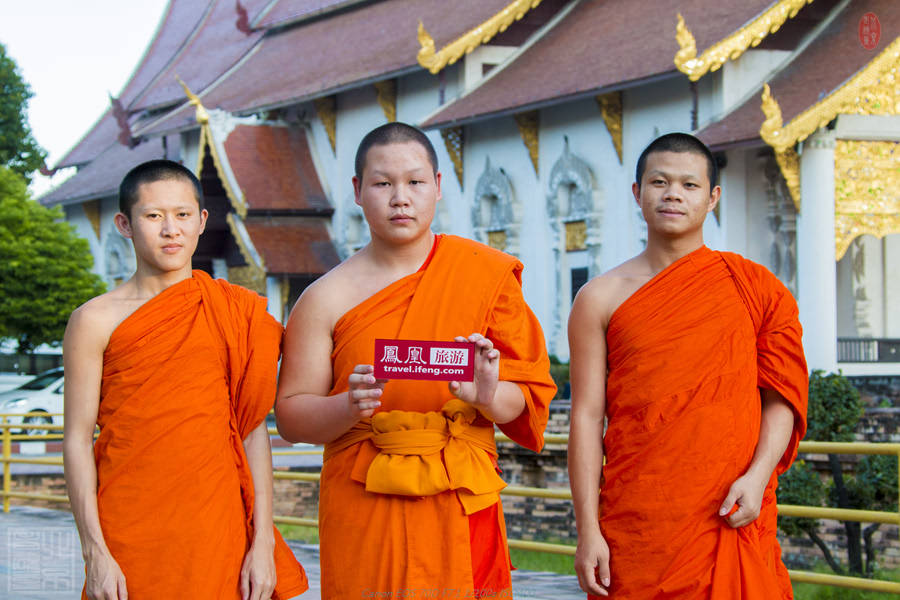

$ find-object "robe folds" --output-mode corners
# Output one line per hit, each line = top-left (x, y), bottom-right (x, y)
(90, 270), (307, 599)
(320, 234), (556, 599)
(596, 246), (807, 600)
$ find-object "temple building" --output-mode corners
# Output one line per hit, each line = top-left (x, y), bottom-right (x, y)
(41, 0), (898, 374)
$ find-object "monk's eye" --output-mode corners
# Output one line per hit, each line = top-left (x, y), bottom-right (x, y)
(374, 181), (390, 187)
(410, 180), (423, 185)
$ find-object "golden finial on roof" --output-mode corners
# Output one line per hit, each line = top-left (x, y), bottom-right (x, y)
(417, 21), (437, 71)
(674, 14), (698, 74)
(176, 74), (210, 125)
(760, 83), (786, 151)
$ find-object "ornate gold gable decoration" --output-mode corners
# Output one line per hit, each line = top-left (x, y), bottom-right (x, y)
(374, 79), (397, 123)
(761, 38), (900, 154)
(674, 1), (813, 82)
(314, 95), (338, 154)
(417, 0), (543, 74)
(514, 111), (539, 175)
(177, 75), (247, 218)
(834, 140), (900, 261)
(441, 127), (464, 188)
(595, 92), (623, 164)
(759, 38), (900, 211)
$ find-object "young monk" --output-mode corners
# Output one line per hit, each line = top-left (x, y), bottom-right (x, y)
(568, 133), (808, 599)
(276, 122), (556, 598)
(63, 160), (308, 600)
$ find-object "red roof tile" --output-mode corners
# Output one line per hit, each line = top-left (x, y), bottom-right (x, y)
(254, 0), (367, 28)
(244, 220), (339, 274)
(128, 0), (268, 112)
(422, 0), (779, 128)
(223, 125), (330, 212)
(698, 0), (899, 149)
(135, 0), (523, 135)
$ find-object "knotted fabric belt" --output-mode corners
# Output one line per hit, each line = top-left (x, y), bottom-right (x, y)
(324, 399), (506, 514)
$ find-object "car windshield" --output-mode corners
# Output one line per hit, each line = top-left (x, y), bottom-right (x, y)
(18, 371), (62, 390)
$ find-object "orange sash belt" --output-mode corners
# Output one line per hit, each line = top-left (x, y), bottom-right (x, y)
(324, 399), (506, 514)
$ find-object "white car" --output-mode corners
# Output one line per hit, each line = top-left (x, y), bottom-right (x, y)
(0, 367), (64, 436)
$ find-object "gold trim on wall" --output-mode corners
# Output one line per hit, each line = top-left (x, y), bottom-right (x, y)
(417, 0), (543, 74)
(441, 127), (464, 188)
(314, 95), (337, 154)
(487, 230), (507, 251)
(82, 200), (101, 239)
(565, 220), (587, 252)
(674, 1), (814, 82)
(595, 92), (623, 164)
(834, 140), (900, 261)
(514, 110), (539, 175)
(374, 79), (397, 123)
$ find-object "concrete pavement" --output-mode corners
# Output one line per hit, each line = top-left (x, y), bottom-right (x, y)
(0, 506), (585, 599)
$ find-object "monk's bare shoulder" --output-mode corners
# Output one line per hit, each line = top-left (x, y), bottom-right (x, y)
(65, 285), (142, 353)
(574, 256), (653, 330)
(289, 252), (371, 332)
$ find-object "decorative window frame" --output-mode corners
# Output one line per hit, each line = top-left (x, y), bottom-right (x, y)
(472, 156), (520, 256)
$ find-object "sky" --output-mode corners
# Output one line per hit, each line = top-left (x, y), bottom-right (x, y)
(0, 1), (170, 195)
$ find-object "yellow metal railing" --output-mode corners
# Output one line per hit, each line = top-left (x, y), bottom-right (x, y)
(3, 417), (899, 593)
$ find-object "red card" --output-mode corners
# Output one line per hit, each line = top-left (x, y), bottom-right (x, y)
(374, 339), (475, 381)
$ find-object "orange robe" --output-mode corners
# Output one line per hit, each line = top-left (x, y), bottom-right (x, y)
(90, 271), (307, 599)
(597, 246), (807, 600)
(319, 235), (556, 599)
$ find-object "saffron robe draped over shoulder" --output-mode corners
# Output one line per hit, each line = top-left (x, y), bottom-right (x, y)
(319, 235), (556, 599)
(598, 246), (807, 600)
(91, 271), (307, 599)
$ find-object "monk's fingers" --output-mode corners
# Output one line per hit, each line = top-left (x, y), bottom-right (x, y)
(726, 504), (760, 528)
(574, 561), (608, 596)
(348, 372), (378, 388)
(454, 335), (467, 343)
(350, 387), (382, 401)
(352, 364), (375, 374)
(117, 576), (128, 600)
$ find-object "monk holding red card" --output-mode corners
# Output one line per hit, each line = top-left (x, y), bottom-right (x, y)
(568, 133), (808, 599)
(276, 122), (556, 598)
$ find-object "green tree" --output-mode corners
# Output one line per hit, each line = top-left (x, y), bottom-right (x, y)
(0, 167), (105, 352)
(778, 370), (898, 576)
(0, 42), (47, 181)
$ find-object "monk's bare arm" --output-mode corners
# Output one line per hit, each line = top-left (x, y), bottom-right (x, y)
(240, 421), (276, 599)
(719, 389), (795, 528)
(63, 304), (128, 599)
(275, 283), (382, 444)
(568, 279), (612, 596)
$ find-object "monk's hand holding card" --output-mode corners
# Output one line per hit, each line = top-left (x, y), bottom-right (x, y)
(347, 364), (384, 418)
(449, 333), (499, 409)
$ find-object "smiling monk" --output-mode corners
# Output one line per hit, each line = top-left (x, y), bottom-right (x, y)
(63, 160), (307, 600)
(568, 134), (808, 599)
(275, 122), (556, 599)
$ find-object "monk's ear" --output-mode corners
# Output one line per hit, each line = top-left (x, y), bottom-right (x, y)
(707, 185), (722, 214)
(434, 171), (442, 203)
(114, 212), (133, 239)
(198, 209), (208, 235)
(632, 182), (641, 207)
(352, 175), (363, 206)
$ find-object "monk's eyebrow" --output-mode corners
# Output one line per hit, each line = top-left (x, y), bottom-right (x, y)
(371, 167), (428, 177)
